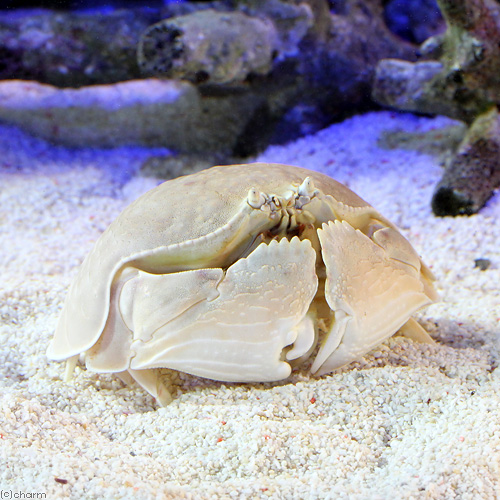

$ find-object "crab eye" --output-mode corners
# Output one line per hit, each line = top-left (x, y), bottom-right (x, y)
(298, 177), (316, 197)
(247, 188), (266, 209)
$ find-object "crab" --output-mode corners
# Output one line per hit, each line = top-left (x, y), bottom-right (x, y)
(48, 163), (439, 406)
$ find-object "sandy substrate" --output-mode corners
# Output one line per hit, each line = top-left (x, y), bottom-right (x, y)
(1, 111), (499, 499)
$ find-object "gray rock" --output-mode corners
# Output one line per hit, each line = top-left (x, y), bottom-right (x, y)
(0, 79), (266, 154)
(432, 106), (500, 216)
(367, 0), (500, 125)
(288, 1), (416, 133)
(474, 258), (491, 271)
(137, 0), (416, 142)
(371, 59), (483, 122)
(236, 0), (320, 57)
(373, 0), (500, 215)
(137, 9), (277, 85)
(373, 59), (442, 110)
(378, 123), (467, 160)
(373, 57), (491, 126)
(0, 8), (161, 87)
(0, 0), (421, 159)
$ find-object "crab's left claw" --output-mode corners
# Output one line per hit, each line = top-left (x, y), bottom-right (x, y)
(311, 220), (435, 376)
(126, 237), (318, 382)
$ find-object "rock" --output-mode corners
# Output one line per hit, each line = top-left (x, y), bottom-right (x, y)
(372, 59), (492, 123)
(373, 0), (500, 215)
(138, 0), (417, 142)
(2, 0), (164, 7)
(237, 0), (322, 56)
(269, 0), (417, 141)
(137, 9), (277, 85)
(378, 123), (467, 160)
(0, 0), (421, 158)
(474, 258), (491, 271)
(0, 79), (267, 154)
(373, 60), (444, 113)
(431, 106), (500, 216)
(437, 0), (500, 103)
(0, 8), (161, 87)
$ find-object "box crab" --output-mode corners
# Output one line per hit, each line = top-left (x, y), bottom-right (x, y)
(48, 163), (438, 405)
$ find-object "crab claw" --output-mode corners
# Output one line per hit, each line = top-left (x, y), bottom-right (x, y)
(125, 237), (318, 383)
(311, 220), (435, 376)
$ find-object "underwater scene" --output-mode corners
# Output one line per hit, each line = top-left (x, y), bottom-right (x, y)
(1, 0), (500, 498)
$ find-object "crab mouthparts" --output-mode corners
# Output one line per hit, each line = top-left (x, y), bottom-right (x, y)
(247, 176), (319, 228)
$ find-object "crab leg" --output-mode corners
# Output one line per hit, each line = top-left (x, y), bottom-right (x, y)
(122, 368), (173, 407)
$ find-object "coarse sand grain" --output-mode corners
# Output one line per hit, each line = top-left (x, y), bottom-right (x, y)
(1, 111), (499, 500)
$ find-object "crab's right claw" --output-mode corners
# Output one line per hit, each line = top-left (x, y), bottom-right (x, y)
(312, 220), (435, 376)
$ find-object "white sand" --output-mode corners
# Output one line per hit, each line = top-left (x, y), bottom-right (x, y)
(1, 111), (499, 499)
